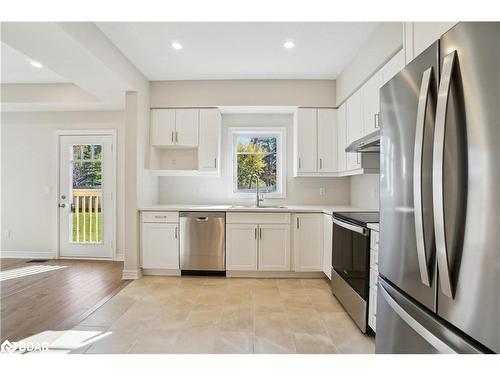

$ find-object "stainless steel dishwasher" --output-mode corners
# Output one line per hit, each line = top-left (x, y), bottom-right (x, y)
(179, 212), (225, 275)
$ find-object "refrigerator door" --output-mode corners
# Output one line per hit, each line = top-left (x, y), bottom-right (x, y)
(435, 22), (500, 353)
(376, 278), (484, 354)
(379, 42), (439, 311)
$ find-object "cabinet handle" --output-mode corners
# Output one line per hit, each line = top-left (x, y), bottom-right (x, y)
(357, 153), (361, 165)
(175, 226), (178, 239)
(254, 227), (257, 240)
(375, 113), (380, 129)
(171, 131), (174, 143)
(175, 131), (179, 143)
(298, 158), (301, 170)
(296, 217), (300, 229)
(259, 228), (262, 240)
(319, 158), (323, 170)
(214, 158), (217, 168)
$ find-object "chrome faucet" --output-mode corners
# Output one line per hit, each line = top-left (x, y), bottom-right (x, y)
(252, 174), (265, 207)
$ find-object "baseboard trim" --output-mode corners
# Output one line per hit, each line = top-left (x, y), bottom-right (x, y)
(226, 271), (326, 278)
(122, 269), (143, 280)
(142, 268), (181, 276)
(0, 251), (55, 259)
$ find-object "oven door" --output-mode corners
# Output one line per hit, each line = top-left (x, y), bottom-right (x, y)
(332, 217), (370, 299)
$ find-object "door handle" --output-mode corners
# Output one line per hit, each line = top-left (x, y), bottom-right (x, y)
(433, 51), (456, 299)
(379, 280), (457, 353)
(413, 66), (435, 287)
(333, 217), (368, 236)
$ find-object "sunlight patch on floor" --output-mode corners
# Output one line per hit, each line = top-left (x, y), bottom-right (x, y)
(0, 265), (67, 281)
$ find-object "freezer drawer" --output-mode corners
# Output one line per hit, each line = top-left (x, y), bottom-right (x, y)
(375, 277), (484, 354)
(179, 212), (225, 271)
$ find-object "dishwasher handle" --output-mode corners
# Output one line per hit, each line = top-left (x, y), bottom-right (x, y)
(179, 211), (226, 219)
(195, 217), (209, 222)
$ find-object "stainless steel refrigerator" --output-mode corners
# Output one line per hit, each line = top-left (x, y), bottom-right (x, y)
(377, 22), (499, 354)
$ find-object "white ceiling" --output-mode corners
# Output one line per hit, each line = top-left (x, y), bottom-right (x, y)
(1, 42), (67, 84)
(97, 22), (379, 80)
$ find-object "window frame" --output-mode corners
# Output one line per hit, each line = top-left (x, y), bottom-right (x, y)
(228, 127), (286, 199)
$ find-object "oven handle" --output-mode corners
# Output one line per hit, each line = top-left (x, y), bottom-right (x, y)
(332, 217), (368, 236)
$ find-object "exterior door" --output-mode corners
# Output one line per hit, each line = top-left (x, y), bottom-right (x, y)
(59, 135), (114, 258)
(379, 41), (439, 311)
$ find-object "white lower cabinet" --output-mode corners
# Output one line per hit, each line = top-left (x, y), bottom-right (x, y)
(226, 224), (258, 271)
(368, 228), (380, 332)
(322, 214), (333, 279)
(226, 213), (291, 272)
(293, 214), (323, 272)
(141, 222), (179, 269)
(258, 224), (291, 271)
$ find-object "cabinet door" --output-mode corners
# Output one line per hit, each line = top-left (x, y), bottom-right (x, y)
(362, 73), (382, 136)
(141, 223), (179, 269)
(294, 214), (323, 272)
(151, 109), (176, 146)
(322, 214), (333, 279)
(317, 108), (338, 173)
(410, 22), (456, 61)
(296, 108), (317, 173)
(337, 104), (347, 173)
(226, 224), (258, 271)
(175, 109), (199, 147)
(381, 50), (405, 85)
(198, 108), (221, 172)
(346, 91), (363, 170)
(258, 224), (290, 271)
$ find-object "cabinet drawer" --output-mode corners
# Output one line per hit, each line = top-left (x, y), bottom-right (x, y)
(226, 212), (290, 224)
(142, 211), (179, 223)
(370, 230), (379, 250)
(370, 249), (379, 270)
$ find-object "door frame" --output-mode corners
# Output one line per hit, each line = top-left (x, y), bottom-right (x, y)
(55, 129), (117, 260)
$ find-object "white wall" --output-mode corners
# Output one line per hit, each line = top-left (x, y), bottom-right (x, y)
(151, 80), (336, 107)
(159, 113), (350, 206)
(1, 111), (126, 259)
(336, 23), (403, 105)
(350, 174), (379, 210)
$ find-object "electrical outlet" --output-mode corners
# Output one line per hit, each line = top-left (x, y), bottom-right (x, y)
(319, 187), (326, 196)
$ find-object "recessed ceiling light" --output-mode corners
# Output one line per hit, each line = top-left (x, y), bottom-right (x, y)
(171, 41), (183, 50)
(284, 40), (295, 49)
(29, 60), (43, 68)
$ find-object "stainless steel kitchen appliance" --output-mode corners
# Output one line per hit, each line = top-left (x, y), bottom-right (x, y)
(377, 22), (499, 353)
(331, 211), (379, 333)
(179, 212), (225, 275)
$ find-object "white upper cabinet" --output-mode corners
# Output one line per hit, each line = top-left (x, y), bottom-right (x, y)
(198, 108), (221, 173)
(337, 104), (347, 173)
(381, 49), (405, 85)
(151, 109), (176, 147)
(362, 72), (382, 137)
(294, 107), (338, 176)
(405, 22), (457, 63)
(317, 109), (338, 173)
(295, 108), (318, 173)
(175, 109), (199, 147)
(293, 214), (323, 272)
(346, 91), (363, 171)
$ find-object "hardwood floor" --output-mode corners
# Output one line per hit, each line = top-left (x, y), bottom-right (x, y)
(1, 258), (128, 342)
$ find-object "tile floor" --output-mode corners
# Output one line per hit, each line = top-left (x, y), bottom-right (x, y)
(72, 276), (375, 354)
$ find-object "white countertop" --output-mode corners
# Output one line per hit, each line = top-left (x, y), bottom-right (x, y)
(367, 223), (380, 231)
(138, 204), (378, 216)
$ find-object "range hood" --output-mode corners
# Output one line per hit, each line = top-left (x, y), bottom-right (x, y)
(345, 130), (380, 153)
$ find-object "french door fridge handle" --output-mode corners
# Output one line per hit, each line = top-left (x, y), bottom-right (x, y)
(413, 66), (434, 287)
(379, 281), (457, 353)
(433, 51), (457, 299)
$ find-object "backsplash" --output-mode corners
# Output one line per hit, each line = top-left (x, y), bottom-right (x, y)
(158, 113), (350, 205)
